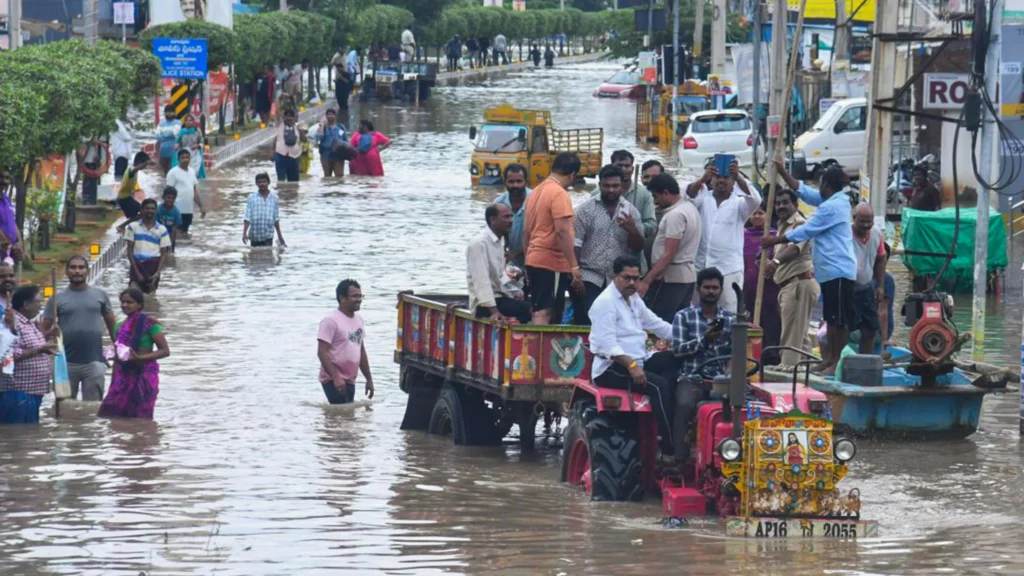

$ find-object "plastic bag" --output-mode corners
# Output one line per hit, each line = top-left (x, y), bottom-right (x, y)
(52, 335), (71, 400)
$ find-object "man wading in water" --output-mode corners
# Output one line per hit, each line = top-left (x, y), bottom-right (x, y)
(317, 279), (374, 404)
(125, 199), (171, 295)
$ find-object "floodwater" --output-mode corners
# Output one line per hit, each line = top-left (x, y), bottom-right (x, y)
(2, 61), (1024, 576)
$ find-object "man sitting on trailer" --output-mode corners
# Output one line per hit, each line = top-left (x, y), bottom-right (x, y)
(672, 267), (736, 462)
(467, 204), (533, 324)
(589, 255), (679, 460)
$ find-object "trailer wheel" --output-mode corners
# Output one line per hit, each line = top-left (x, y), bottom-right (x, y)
(428, 384), (500, 446)
(560, 401), (643, 502)
(429, 384), (468, 444)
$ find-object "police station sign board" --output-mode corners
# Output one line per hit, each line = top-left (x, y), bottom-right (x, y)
(923, 74), (970, 110)
(153, 38), (208, 80)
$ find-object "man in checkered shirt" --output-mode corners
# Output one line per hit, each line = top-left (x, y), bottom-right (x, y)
(243, 173), (287, 248)
(671, 266), (735, 461)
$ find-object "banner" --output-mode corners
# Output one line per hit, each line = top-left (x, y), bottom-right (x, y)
(1000, 23), (1024, 209)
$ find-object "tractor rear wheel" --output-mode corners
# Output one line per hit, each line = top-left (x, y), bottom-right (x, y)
(560, 401), (643, 502)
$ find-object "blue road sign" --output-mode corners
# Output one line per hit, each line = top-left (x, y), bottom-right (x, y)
(153, 38), (208, 80)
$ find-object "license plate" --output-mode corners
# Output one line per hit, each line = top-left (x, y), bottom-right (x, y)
(726, 517), (879, 539)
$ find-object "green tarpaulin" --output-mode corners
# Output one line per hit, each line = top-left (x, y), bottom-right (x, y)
(900, 207), (1008, 290)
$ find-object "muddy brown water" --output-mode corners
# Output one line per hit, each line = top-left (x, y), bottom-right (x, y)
(1, 62), (1024, 575)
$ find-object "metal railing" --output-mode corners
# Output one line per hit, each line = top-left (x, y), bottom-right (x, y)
(86, 234), (126, 286)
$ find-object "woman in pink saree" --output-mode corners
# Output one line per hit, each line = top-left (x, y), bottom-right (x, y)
(348, 120), (391, 176)
(98, 288), (170, 419)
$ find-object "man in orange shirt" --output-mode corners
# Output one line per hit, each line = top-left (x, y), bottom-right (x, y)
(522, 152), (584, 324)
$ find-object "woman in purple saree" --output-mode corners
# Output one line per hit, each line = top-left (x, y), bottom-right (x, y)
(744, 205), (782, 366)
(98, 288), (170, 419)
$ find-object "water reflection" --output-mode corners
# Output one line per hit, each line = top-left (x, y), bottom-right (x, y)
(0, 60), (1021, 574)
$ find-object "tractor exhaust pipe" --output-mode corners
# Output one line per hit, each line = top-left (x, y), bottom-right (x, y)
(729, 282), (747, 439)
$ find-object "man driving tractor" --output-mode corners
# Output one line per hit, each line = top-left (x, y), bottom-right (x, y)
(671, 267), (735, 462)
(588, 255), (679, 460)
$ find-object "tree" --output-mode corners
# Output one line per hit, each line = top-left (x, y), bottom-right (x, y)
(0, 41), (160, 233)
(381, 0), (454, 23)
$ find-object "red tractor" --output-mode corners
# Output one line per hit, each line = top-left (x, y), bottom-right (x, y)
(561, 288), (867, 532)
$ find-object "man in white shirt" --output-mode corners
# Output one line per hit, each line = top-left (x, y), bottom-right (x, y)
(164, 149), (206, 238)
(493, 33), (508, 65)
(401, 28), (416, 61)
(589, 255), (680, 459)
(686, 157), (762, 314)
(467, 204), (532, 323)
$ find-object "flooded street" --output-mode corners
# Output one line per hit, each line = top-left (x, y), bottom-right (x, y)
(2, 61), (1024, 575)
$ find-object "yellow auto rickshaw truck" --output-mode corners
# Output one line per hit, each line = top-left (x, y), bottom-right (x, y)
(636, 80), (710, 145)
(469, 104), (603, 186)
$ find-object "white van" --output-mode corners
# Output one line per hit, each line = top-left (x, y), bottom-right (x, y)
(791, 97), (866, 178)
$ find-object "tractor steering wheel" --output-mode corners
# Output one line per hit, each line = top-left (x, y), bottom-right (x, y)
(695, 355), (761, 382)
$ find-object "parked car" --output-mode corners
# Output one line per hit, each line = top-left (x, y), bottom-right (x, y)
(678, 109), (758, 173)
(593, 70), (645, 99)
(791, 97), (867, 179)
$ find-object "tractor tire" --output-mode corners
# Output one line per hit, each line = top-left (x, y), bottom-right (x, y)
(427, 384), (500, 446)
(560, 401), (644, 502)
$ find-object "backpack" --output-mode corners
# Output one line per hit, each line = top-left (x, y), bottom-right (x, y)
(283, 125), (298, 147)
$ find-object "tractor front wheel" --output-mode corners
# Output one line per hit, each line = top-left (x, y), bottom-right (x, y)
(560, 401), (643, 502)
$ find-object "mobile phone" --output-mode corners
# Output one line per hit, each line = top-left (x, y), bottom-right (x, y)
(708, 318), (725, 332)
(714, 154), (735, 176)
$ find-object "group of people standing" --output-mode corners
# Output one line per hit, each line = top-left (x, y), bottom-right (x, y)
(464, 147), (895, 462)
(0, 256), (169, 424)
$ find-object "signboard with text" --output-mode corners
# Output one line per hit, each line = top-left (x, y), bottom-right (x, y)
(152, 38), (208, 79)
(113, 2), (135, 25)
(923, 73), (970, 110)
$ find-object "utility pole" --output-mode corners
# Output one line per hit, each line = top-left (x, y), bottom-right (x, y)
(711, 0), (727, 76)
(862, 0), (898, 231)
(672, 0), (680, 129)
(9, 0), (22, 49)
(83, 0), (98, 45)
(767, 0), (787, 160)
(752, 1), (762, 160)
(973, 0), (1001, 361)
(833, 0), (850, 69)
(279, 0), (287, 11)
(694, 0), (706, 71)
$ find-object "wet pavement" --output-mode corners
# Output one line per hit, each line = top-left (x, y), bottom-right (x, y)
(1, 61), (1024, 575)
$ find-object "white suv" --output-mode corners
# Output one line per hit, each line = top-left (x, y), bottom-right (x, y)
(678, 109), (758, 173)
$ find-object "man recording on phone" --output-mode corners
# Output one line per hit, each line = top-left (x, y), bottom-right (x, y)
(671, 267), (735, 462)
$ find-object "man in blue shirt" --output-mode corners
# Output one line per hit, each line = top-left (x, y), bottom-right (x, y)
(243, 173), (286, 248)
(762, 161), (857, 375)
(492, 164), (531, 268)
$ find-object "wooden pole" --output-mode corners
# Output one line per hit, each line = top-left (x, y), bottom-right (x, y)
(753, 0), (807, 323)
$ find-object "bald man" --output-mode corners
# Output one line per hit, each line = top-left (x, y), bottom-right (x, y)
(851, 203), (886, 354)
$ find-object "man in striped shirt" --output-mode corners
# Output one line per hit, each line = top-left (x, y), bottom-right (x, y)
(125, 199), (171, 294)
